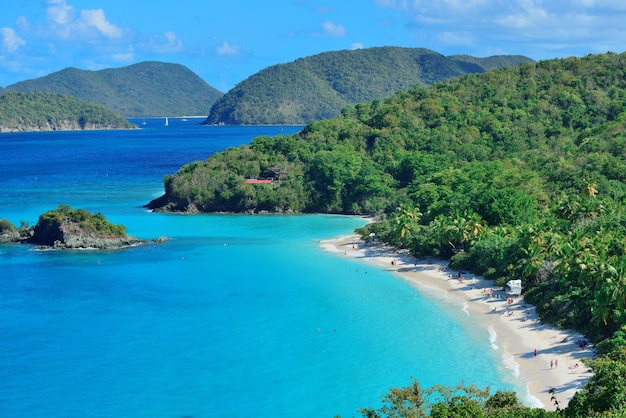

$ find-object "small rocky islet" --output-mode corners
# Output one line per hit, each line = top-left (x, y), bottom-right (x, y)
(0, 205), (165, 250)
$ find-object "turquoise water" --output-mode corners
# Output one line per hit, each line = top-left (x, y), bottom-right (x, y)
(0, 120), (516, 417)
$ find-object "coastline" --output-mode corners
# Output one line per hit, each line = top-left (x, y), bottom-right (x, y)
(319, 233), (594, 411)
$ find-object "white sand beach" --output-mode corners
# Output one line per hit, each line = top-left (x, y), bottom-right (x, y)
(320, 233), (595, 411)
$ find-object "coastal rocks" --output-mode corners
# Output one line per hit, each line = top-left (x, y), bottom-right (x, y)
(0, 120), (133, 133)
(3, 206), (169, 250)
(0, 219), (22, 243)
(28, 217), (143, 249)
(145, 194), (200, 213)
(26, 205), (145, 250)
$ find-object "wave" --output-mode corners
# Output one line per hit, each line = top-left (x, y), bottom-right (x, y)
(488, 325), (498, 350)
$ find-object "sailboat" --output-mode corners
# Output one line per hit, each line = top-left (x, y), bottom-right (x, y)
(164, 117), (169, 126)
(141, 118), (147, 126)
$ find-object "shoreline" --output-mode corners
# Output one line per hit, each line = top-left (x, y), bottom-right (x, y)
(319, 233), (594, 411)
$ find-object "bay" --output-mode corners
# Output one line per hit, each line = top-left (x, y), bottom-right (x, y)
(0, 120), (516, 417)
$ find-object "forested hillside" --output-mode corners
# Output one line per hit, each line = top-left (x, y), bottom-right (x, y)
(4, 61), (222, 118)
(0, 92), (135, 132)
(202, 47), (533, 125)
(149, 52), (626, 416)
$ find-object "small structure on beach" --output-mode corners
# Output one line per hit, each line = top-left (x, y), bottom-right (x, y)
(506, 279), (522, 296)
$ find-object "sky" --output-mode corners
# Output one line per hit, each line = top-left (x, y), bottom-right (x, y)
(1, 0), (625, 91)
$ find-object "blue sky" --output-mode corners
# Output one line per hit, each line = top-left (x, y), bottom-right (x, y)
(1, 0), (625, 91)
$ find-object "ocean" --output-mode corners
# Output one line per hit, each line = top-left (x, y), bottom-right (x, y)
(0, 119), (518, 417)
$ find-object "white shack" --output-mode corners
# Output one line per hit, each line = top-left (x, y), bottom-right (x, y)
(506, 279), (522, 296)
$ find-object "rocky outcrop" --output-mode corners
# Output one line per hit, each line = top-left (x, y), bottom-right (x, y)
(27, 205), (145, 250)
(145, 194), (201, 214)
(0, 219), (22, 243)
(28, 219), (144, 249)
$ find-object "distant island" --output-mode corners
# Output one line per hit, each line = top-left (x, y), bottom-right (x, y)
(202, 46), (534, 125)
(0, 205), (164, 250)
(3, 61), (223, 118)
(0, 92), (136, 133)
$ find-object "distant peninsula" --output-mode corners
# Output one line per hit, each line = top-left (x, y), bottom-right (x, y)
(1, 205), (155, 250)
(0, 92), (136, 133)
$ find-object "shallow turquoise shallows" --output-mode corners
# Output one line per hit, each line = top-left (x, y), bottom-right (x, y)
(0, 119), (517, 417)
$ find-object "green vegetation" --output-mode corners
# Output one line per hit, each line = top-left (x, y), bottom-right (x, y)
(4, 61), (222, 118)
(33, 205), (126, 239)
(0, 218), (16, 233)
(0, 218), (19, 243)
(152, 51), (626, 415)
(357, 380), (560, 417)
(0, 92), (135, 132)
(203, 46), (533, 125)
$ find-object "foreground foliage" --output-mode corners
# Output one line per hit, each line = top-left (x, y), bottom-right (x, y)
(154, 52), (626, 415)
(356, 380), (559, 418)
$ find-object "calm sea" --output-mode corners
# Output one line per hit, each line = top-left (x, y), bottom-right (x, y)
(0, 119), (518, 417)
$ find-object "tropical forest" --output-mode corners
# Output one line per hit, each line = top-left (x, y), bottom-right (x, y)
(148, 52), (626, 416)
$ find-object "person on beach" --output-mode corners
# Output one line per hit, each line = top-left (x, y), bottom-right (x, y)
(555, 359), (558, 368)
(534, 348), (537, 357)
(551, 359), (554, 368)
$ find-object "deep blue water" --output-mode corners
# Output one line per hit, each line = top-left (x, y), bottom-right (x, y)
(0, 119), (517, 417)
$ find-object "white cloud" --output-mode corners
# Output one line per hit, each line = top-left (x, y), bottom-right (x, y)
(47, 0), (75, 25)
(45, 0), (123, 40)
(351, 42), (365, 49)
(0, 27), (26, 53)
(372, 0), (626, 57)
(321, 21), (346, 37)
(80, 9), (122, 39)
(216, 40), (241, 56)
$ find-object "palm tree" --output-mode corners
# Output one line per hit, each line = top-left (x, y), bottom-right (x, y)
(584, 181), (598, 198)
(392, 204), (422, 247)
(462, 211), (487, 244)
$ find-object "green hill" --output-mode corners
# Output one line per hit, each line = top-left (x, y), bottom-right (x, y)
(4, 61), (223, 118)
(0, 92), (136, 132)
(149, 51), (626, 415)
(202, 47), (534, 125)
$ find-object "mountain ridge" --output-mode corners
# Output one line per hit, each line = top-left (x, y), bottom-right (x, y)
(4, 61), (223, 118)
(203, 46), (534, 125)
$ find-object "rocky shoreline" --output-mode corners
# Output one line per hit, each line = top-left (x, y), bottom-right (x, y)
(1, 206), (167, 250)
(0, 121), (136, 133)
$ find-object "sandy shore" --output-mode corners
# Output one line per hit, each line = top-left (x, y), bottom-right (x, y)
(319, 233), (594, 411)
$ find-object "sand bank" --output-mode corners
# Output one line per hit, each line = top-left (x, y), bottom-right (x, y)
(319, 234), (594, 411)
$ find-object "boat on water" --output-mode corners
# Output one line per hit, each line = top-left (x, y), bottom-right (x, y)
(164, 117), (169, 126)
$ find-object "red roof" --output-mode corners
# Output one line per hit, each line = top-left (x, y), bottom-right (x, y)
(245, 179), (273, 184)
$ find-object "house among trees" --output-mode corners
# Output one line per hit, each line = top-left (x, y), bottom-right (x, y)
(244, 178), (274, 185)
